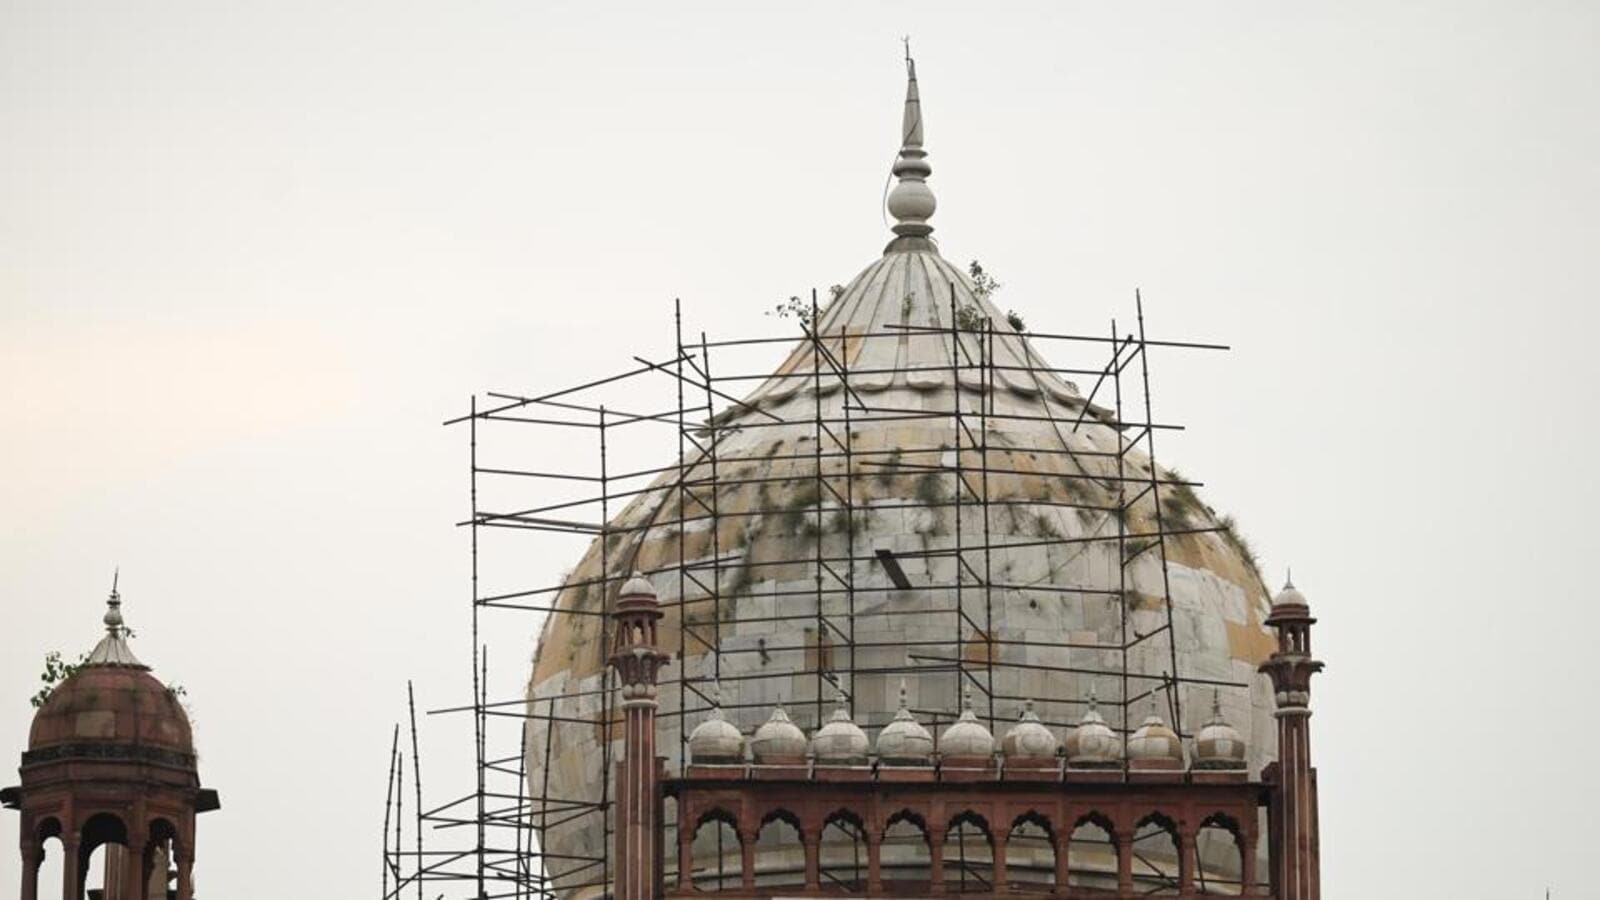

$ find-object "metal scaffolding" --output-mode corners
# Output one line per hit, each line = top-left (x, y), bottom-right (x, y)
(379, 288), (1255, 898)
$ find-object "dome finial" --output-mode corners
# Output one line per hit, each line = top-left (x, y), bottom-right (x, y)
(86, 569), (146, 668)
(1284, 567), (1295, 591)
(885, 44), (936, 251)
(103, 567), (123, 635)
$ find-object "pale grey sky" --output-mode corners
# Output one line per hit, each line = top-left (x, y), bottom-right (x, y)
(3, 1), (1596, 896)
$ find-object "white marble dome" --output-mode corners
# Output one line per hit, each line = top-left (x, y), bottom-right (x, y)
(1001, 698), (1058, 760)
(1127, 702), (1185, 766)
(749, 706), (807, 762)
(874, 680), (935, 765)
(1063, 695), (1122, 767)
(687, 692), (745, 764)
(938, 686), (996, 760)
(810, 692), (870, 764)
(1273, 576), (1309, 610)
(1194, 691), (1248, 769)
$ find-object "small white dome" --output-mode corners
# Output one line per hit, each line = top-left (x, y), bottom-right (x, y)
(1001, 698), (1058, 760)
(619, 572), (657, 600)
(1193, 690), (1247, 769)
(1064, 692), (1121, 767)
(810, 691), (870, 764)
(875, 679), (934, 765)
(687, 685), (744, 764)
(749, 706), (807, 762)
(1127, 692), (1184, 766)
(938, 685), (995, 760)
(1273, 573), (1307, 609)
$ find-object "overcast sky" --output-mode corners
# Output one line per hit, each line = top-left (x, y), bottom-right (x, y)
(3, 2), (1597, 896)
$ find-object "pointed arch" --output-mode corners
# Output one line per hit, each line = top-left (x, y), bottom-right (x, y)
(1006, 809), (1057, 890)
(1131, 811), (1181, 895)
(819, 807), (868, 891)
(880, 809), (933, 889)
(943, 809), (994, 893)
(689, 807), (741, 892)
(1195, 812), (1246, 895)
(1066, 811), (1118, 892)
(753, 808), (804, 888)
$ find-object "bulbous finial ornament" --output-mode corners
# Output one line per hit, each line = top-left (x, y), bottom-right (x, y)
(886, 49), (936, 245)
(84, 568), (146, 668)
(103, 568), (124, 634)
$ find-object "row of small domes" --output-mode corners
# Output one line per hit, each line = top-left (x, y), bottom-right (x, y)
(688, 681), (1247, 769)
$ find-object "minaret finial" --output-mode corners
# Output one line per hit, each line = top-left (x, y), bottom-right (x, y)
(1284, 567), (1295, 590)
(885, 45), (936, 250)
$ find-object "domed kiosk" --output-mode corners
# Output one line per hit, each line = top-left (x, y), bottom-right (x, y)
(520, 56), (1288, 895)
(4, 583), (217, 900)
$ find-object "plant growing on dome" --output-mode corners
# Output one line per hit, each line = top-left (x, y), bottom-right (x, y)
(953, 303), (986, 332)
(1159, 467), (1203, 531)
(768, 295), (816, 327)
(30, 650), (87, 709)
(967, 260), (1001, 299)
(1217, 515), (1262, 574)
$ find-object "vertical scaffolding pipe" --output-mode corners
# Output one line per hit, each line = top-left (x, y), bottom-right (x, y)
(811, 289), (827, 725)
(469, 394), (486, 895)
(407, 682), (422, 900)
(597, 406), (613, 897)
(839, 298), (858, 715)
(395, 749), (404, 894)
(980, 316), (996, 728)
(697, 331), (726, 888)
(948, 283), (966, 714)
(382, 724), (398, 897)
(1135, 291), (1184, 733)
(1111, 322), (1131, 775)
(674, 299), (690, 778)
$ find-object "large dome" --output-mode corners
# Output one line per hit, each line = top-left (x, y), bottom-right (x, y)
(523, 60), (1275, 895)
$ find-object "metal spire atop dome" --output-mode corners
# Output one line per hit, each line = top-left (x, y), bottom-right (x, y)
(86, 568), (146, 668)
(885, 43), (937, 252)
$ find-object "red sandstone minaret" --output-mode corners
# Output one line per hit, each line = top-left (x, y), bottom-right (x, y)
(1260, 575), (1324, 900)
(608, 573), (669, 900)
